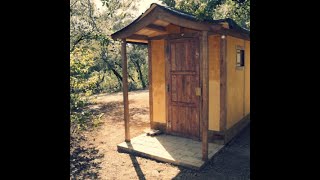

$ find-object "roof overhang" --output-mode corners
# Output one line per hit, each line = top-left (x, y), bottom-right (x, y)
(111, 3), (250, 43)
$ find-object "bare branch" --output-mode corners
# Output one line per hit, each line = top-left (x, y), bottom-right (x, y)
(70, 0), (79, 8)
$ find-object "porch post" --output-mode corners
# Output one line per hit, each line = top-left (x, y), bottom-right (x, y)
(220, 35), (227, 135)
(201, 31), (209, 161)
(148, 40), (153, 128)
(121, 39), (130, 142)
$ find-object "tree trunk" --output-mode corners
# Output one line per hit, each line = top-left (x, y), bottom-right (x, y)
(95, 71), (106, 92)
(133, 60), (146, 89)
(115, 62), (135, 82)
(110, 66), (123, 83)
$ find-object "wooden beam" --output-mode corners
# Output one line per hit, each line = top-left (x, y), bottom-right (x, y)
(127, 34), (149, 40)
(200, 31), (209, 161)
(208, 32), (219, 36)
(150, 32), (200, 40)
(111, 8), (160, 39)
(157, 8), (221, 32)
(126, 40), (148, 45)
(220, 35), (227, 134)
(150, 34), (170, 40)
(148, 40), (153, 128)
(224, 28), (249, 40)
(121, 39), (130, 142)
(146, 24), (166, 32)
(111, 4), (249, 41)
(180, 27), (185, 33)
(165, 39), (170, 132)
(208, 29), (250, 41)
(213, 28), (250, 41)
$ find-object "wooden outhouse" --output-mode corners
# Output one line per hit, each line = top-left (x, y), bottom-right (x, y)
(111, 3), (250, 161)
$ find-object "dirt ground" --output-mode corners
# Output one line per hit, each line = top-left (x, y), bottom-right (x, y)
(70, 90), (250, 180)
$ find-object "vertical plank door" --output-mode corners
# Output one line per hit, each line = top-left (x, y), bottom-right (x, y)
(167, 38), (200, 139)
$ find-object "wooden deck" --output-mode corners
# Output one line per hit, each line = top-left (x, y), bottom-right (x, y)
(117, 133), (224, 170)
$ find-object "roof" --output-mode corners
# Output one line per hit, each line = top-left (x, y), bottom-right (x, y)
(111, 3), (249, 42)
(153, 3), (249, 34)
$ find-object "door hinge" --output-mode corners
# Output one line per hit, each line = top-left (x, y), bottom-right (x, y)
(167, 84), (170, 92)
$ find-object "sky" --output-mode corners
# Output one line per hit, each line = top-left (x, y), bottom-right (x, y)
(136, 0), (163, 15)
(93, 0), (163, 17)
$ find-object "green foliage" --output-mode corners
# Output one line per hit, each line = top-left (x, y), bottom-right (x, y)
(175, 0), (221, 21)
(128, 44), (148, 90)
(70, 0), (250, 132)
(70, 48), (97, 95)
(214, 0), (250, 29)
(70, 48), (101, 133)
(160, 0), (250, 29)
(70, 0), (149, 132)
(162, 0), (176, 7)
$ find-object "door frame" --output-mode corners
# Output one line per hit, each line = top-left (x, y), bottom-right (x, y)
(164, 33), (201, 140)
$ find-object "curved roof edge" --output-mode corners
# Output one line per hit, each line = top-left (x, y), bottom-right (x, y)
(153, 3), (249, 34)
(111, 3), (250, 40)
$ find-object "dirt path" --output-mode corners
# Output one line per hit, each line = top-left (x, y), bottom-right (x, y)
(70, 90), (250, 180)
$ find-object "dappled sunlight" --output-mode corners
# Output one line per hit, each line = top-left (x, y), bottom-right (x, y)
(71, 89), (250, 179)
(118, 133), (224, 169)
(87, 89), (150, 126)
(71, 0), (250, 178)
(70, 136), (104, 179)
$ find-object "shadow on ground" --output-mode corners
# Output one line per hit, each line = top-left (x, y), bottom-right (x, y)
(125, 124), (250, 180)
(92, 89), (148, 99)
(172, 124), (250, 180)
(89, 100), (149, 125)
(70, 96), (150, 179)
(129, 154), (147, 180)
(70, 136), (104, 179)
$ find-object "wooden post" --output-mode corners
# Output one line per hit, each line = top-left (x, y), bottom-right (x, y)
(121, 39), (130, 142)
(165, 39), (170, 132)
(220, 35), (227, 135)
(201, 31), (209, 161)
(148, 40), (153, 128)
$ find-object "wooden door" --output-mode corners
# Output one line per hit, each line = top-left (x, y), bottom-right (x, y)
(167, 38), (200, 139)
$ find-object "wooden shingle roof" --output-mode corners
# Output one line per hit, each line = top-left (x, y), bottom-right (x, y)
(111, 3), (249, 43)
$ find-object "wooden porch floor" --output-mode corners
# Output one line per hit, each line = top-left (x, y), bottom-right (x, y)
(117, 133), (224, 170)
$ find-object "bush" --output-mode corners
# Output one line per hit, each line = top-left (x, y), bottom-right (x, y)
(70, 48), (99, 133)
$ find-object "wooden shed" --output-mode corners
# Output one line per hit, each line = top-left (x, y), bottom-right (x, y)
(111, 3), (250, 161)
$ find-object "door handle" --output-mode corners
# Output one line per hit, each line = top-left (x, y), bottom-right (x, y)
(195, 87), (201, 96)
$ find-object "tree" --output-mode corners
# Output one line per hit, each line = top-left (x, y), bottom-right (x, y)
(128, 44), (148, 89)
(214, 0), (250, 29)
(160, 0), (250, 29)
(161, 0), (176, 7)
(70, 0), (149, 132)
(70, 47), (100, 132)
